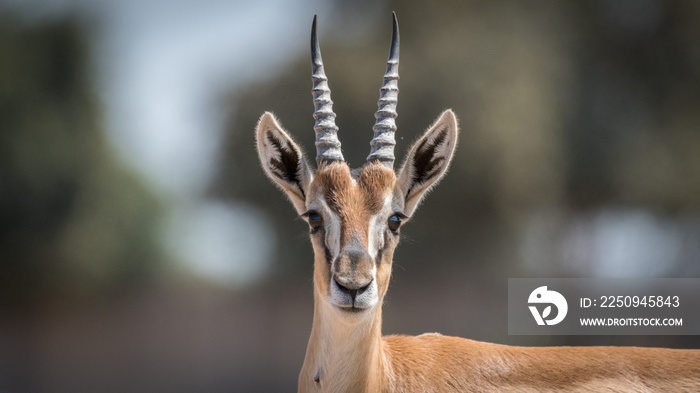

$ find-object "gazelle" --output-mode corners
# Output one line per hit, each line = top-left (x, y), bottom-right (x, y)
(255, 13), (700, 393)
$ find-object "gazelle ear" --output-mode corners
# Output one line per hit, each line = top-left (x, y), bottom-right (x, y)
(397, 110), (458, 217)
(256, 112), (313, 214)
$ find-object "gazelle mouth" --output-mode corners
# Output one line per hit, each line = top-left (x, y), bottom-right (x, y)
(337, 305), (368, 313)
(330, 277), (378, 312)
(330, 294), (376, 314)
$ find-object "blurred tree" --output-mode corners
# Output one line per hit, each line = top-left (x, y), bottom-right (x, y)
(568, 1), (700, 210)
(213, 0), (700, 282)
(0, 15), (165, 306)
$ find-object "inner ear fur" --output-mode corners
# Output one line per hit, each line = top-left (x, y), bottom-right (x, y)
(397, 109), (459, 216)
(256, 112), (312, 214)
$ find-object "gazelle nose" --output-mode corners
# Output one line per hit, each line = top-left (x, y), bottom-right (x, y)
(334, 275), (372, 302)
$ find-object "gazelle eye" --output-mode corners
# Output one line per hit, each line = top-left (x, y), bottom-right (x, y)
(305, 211), (323, 232)
(388, 214), (402, 233)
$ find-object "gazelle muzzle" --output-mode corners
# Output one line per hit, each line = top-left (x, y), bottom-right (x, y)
(330, 240), (377, 312)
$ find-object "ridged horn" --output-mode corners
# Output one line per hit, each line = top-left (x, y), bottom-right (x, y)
(367, 11), (400, 168)
(311, 15), (343, 166)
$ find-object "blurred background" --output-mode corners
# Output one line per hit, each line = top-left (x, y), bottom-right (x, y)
(1, 0), (699, 391)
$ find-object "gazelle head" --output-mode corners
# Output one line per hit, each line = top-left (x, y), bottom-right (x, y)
(256, 13), (458, 321)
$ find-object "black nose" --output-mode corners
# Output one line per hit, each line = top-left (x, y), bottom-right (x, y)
(334, 276), (372, 302)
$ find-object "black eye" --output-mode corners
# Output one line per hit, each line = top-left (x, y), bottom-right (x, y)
(388, 214), (402, 233)
(305, 211), (323, 232)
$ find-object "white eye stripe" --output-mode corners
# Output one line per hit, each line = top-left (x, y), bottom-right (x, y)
(315, 197), (341, 260)
(367, 217), (377, 259)
(368, 193), (394, 259)
(327, 213), (341, 261)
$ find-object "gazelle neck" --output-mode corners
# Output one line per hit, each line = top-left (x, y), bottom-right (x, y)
(300, 288), (388, 392)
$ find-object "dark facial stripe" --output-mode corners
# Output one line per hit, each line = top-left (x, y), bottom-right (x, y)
(323, 243), (333, 265)
(376, 228), (393, 265)
(375, 247), (384, 266)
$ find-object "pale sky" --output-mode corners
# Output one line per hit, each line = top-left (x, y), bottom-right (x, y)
(11, 0), (335, 285)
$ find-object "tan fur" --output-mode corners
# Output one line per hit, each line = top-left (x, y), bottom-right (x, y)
(311, 162), (395, 246)
(255, 110), (700, 393)
(299, 162), (700, 392)
(382, 335), (700, 392)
